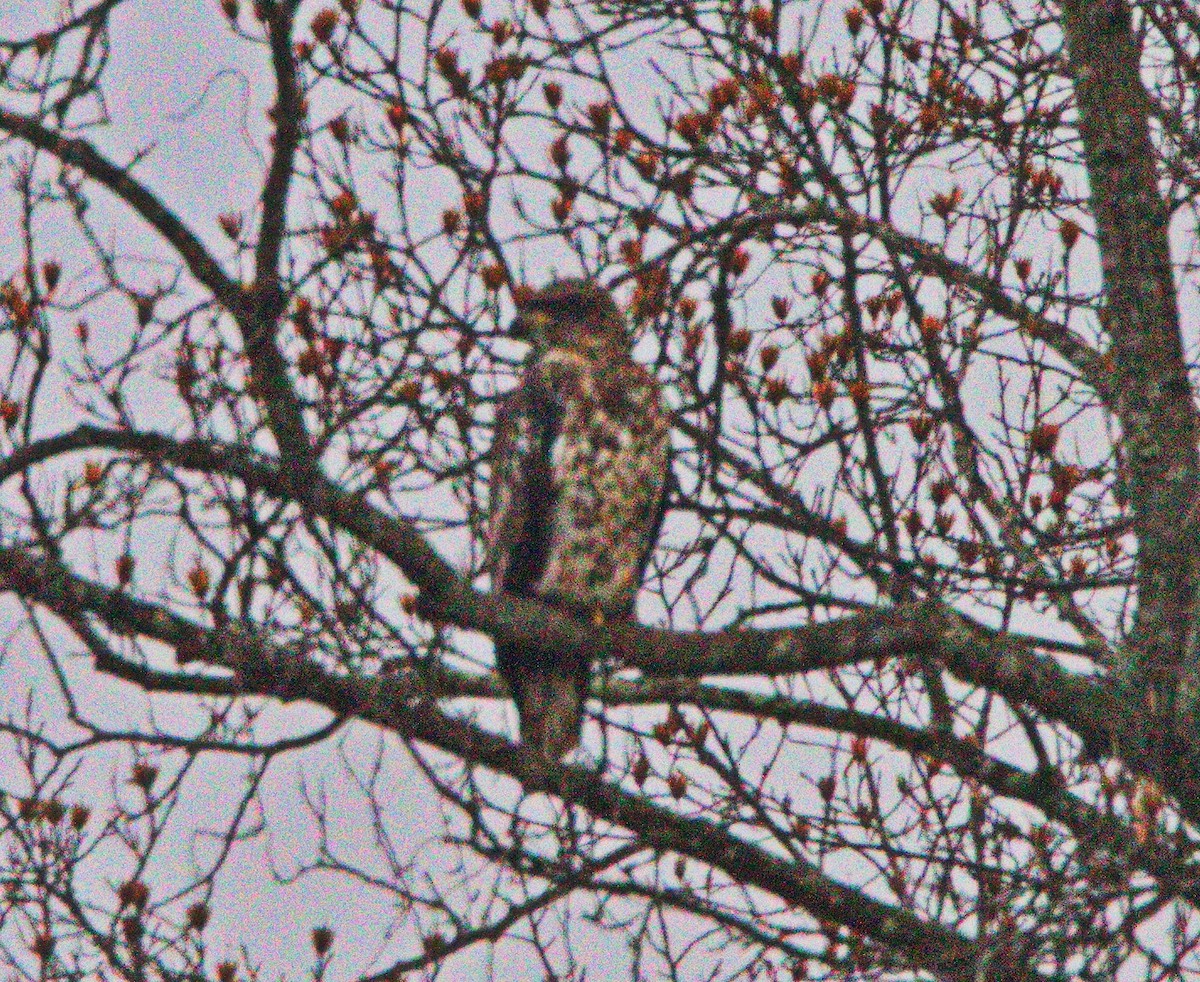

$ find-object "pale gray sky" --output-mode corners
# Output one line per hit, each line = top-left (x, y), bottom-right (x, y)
(4, 1), (1199, 979)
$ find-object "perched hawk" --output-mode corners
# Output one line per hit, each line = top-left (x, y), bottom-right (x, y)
(486, 279), (671, 758)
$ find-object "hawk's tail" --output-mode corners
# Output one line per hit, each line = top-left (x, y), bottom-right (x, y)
(498, 644), (585, 759)
(515, 671), (583, 759)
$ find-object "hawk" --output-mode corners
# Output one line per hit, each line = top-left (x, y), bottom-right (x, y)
(486, 279), (671, 758)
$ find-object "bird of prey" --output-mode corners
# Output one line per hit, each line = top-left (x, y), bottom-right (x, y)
(486, 279), (671, 758)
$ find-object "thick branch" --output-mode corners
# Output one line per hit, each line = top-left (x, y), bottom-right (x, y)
(3, 538), (1193, 928)
(620, 679), (1199, 907)
(0, 107), (239, 307)
(0, 549), (1020, 982)
(237, 2), (315, 466)
(0, 426), (1121, 751)
(1060, 1), (1200, 681)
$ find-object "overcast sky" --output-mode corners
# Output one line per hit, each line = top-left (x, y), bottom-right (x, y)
(0, 3), (677, 978)
(4, 2), (1200, 979)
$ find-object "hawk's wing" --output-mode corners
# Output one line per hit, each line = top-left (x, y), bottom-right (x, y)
(486, 357), (584, 757)
(485, 360), (564, 599)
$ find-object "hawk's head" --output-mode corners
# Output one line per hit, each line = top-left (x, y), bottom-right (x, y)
(510, 279), (628, 355)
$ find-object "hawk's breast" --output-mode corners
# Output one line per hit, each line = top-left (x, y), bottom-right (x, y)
(533, 358), (670, 616)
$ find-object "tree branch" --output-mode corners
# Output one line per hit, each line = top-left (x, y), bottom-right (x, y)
(0, 426), (1121, 752)
(0, 106), (239, 308)
(1060, 1), (1200, 696)
(0, 549), (1016, 982)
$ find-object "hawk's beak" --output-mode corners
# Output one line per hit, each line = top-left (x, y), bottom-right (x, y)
(509, 310), (549, 341)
